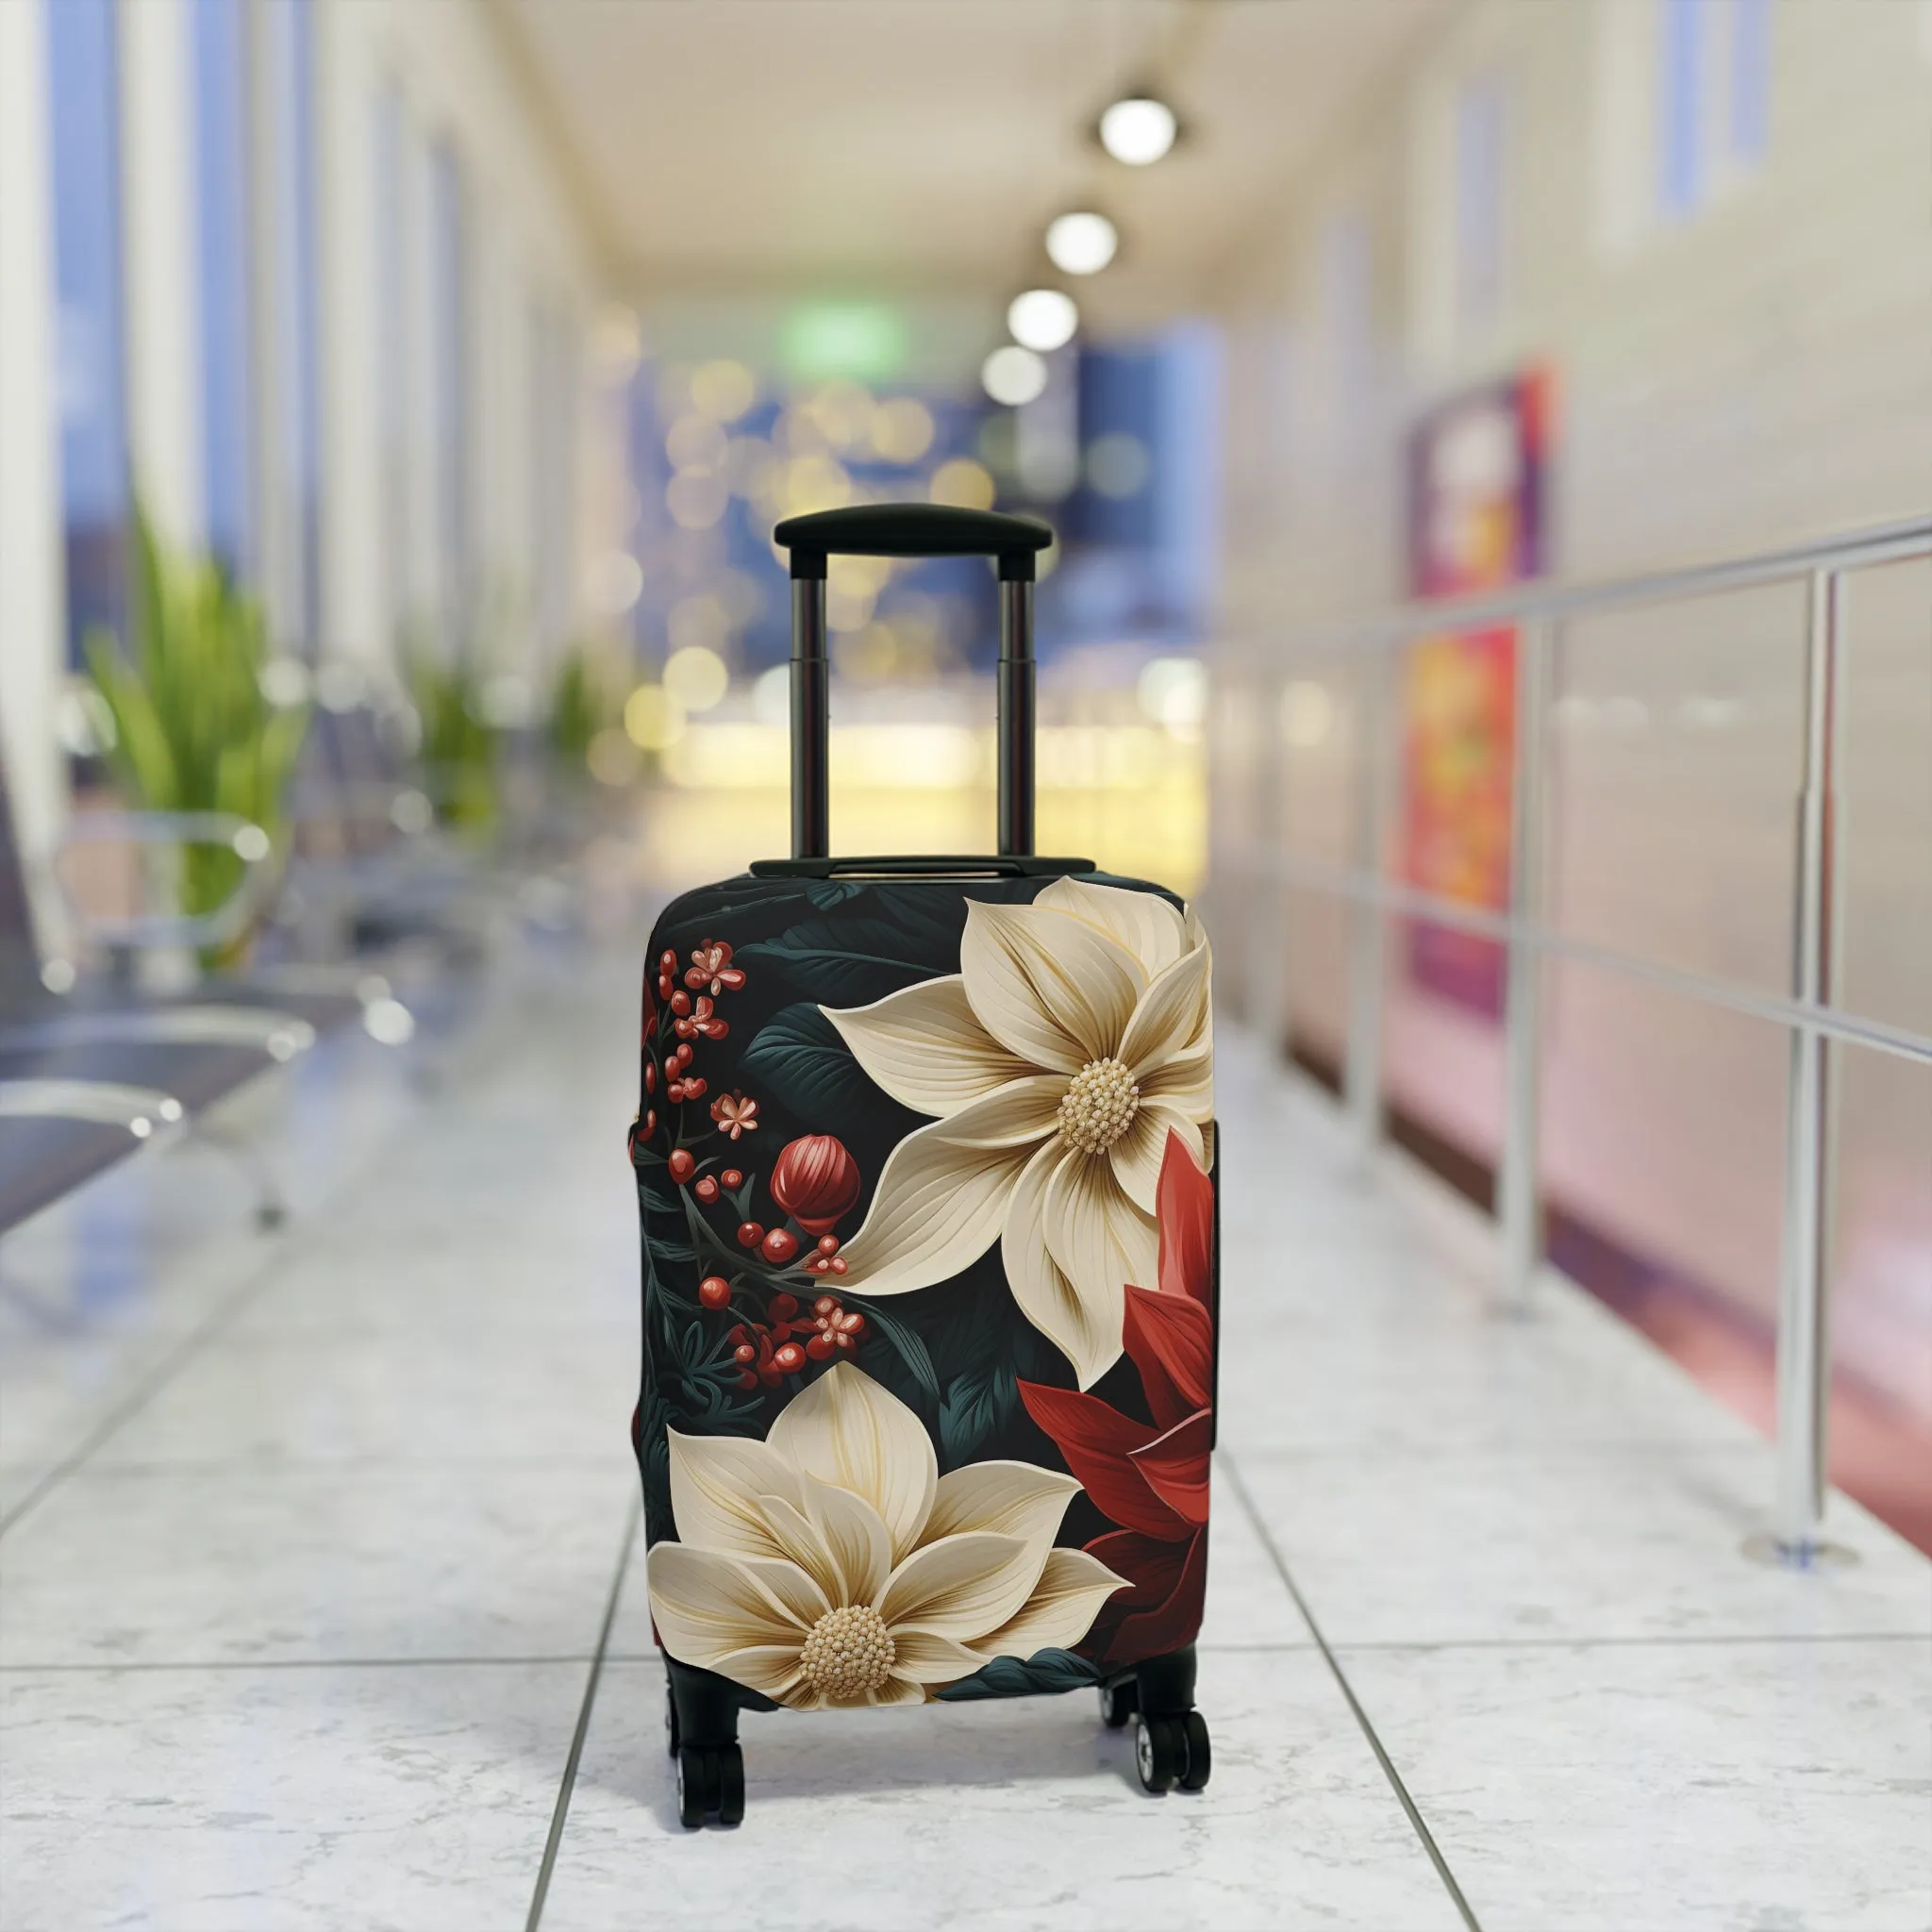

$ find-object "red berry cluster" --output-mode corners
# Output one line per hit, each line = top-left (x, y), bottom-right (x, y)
(736, 1219), (799, 1266)
(804, 1233), (848, 1276)
(663, 1041), (704, 1103)
(726, 1291), (868, 1389)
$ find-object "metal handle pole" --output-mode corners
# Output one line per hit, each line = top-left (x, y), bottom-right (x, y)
(997, 575), (1035, 857)
(1769, 568), (1842, 1564)
(1498, 619), (1551, 1314)
(1343, 650), (1391, 1160)
(791, 575), (829, 858)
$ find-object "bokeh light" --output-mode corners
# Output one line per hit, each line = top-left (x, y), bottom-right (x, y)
(1085, 431), (1153, 499)
(1044, 210), (1117, 275)
(690, 358), (756, 422)
(586, 549), (643, 613)
(1138, 657), (1208, 731)
(928, 458), (997, 510)
(1098, 96), (1178, 166)
(665, 414), (728, 471)
(666, 471), (727, 529)
(1007, 289), (1078, 353)
(624, 683), (687, 751)
(869, 397), (935, 464)
(981, 344), (1048, 407)
(663, 645), (730, 713)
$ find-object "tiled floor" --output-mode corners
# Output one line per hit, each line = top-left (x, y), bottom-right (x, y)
(2, 935), (1927, 1932)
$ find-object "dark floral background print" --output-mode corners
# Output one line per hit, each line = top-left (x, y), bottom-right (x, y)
(632, 869), (1216, 1697)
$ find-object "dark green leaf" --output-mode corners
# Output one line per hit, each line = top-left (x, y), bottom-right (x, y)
(938, 1362), (1018, 1469)
(844, 1296), (941, 1407)
(740, 1003), (882, 1132)
(736, 910), (956, 1005)
(936, 1648), (1106, 1702)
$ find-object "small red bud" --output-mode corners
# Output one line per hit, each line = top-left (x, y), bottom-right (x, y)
(722, 1169), (742, 1190)
(675, 1043), (694, 1068)
(774, 1341), (807, 1374)
(694, 1175), (720, 1203)
(659, 950), (676, 972)
(816, 1235), (841, 1256)
(737, 1221), (765, 1248)
(770, 1292), (799, 1320)
(761, 1228), (800, 1266)
(670, 990), (691, 1017)
(734, 1343), (756, 1365)
(644, 1062), (657, 1094)
(668, 1149), (695, 1183)
(814, 1295), (838, 1316)
(837, 1311), (865, 1337)
(806, 1334), (836, 1361)
(829, 1257), (847, 1274)
(698, 1274), (730, 1309)
(642, 1109), (656, 1136)
(658, 975), (674, 1000)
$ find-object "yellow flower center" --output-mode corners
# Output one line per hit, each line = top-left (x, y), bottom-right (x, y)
(1057, 1057), (1141, 1155)
(797, 1603), (896, 1701)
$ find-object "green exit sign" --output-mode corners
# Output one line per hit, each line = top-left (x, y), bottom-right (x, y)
(780, 303), (908, 382)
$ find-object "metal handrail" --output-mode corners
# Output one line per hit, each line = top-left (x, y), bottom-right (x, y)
(1213, 511), (1932, 1569)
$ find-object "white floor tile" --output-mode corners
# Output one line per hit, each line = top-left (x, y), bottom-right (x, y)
(1335, 1636), (1932, 1932)
(540, 1651), (1466, 1932)
(1231, 1441), (1932, 1647)
(90, 1327), (639, 1469)
(0, 1465), (635, 1667)
(0, 1662), (580, 1932)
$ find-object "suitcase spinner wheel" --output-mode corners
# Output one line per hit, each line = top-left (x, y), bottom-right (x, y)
(634, 506), (1219, 1824)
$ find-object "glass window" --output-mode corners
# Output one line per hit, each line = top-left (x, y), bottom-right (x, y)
(265, 0), (322, 649)
(1658, 0), (1705, 216)
(428, 139), (470, 644)
(192, 0), (253, 581)
(1729, 0), (1773, 165)
(1454, 72), (1507, 337)
(374, 81), (410, 641)
(46, 0), (128, 665)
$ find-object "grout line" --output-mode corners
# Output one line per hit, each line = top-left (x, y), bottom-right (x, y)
(526, 1496), (639, 1932)
(0, 1258), (288, 1543)
(1223, 1450), (1484, 1932)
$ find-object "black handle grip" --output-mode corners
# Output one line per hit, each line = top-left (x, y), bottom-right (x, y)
(780, 503), (1048, 861)
(775, 505), (1053, 580)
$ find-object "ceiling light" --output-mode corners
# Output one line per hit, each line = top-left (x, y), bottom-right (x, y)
(1007, 289), (1078, 353)
(1044, 211), (1118, 276)
(1099, 95), (1178, 167)
(981, 345), (1049, 408)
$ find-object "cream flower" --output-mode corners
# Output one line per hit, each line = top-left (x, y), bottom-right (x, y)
(646, 1363), (1124, 1709)
(823, 877), (1212, 1388)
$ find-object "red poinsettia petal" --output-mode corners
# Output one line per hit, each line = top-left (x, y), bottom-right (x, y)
(1122, 1284), (1214, 1433)
(1156, 1128), (1214, 1307)
(1108, 1524), (1208, 1660)
(1017, 1382), (1190, 1541)
(1127, 1410), (1212, 1527)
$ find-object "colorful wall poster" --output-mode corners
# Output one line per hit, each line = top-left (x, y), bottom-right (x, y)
(1401, 367), (1551, 1018)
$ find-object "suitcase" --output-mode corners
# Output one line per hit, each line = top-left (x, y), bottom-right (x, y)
(631, 504), (1218, 1825)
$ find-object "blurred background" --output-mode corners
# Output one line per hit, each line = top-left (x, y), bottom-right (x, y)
(0, 0), (1926, 1549)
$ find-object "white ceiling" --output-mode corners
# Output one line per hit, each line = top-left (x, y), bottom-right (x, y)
(499, 0), (1450, 335)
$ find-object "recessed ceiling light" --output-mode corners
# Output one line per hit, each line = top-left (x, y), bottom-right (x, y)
(1007, 289), (1079, 353)
(1044, 211), (1118, 276)
(981, 344), (1049, 408)
(1099, 95), (1178, 167)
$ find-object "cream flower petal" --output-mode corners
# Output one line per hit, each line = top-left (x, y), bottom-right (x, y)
(875, 1530), (1041, 1641)
(1035, 876), (1187, 978)
(1117, 939), (1212, 1082)
(706, 1642), (808, 1703)
(768, 1362), (938, 1565)
(646, 1543), (827, 1672)
(923, 1461), (1080, 1557)
(965, 1547), (1127, 1663)
(1001, 1141), (1129, 1391)
(925, 1074), (1067, 1150)
(666, 1429), (803, 1560)
(1042, 1147), (1158, 1343)
(1108, 1099), (1208, 1216)
(832, 1121), (1032, 1300)
(800, 1473), (893, 1607)
(822, 977), (1034, 1119)
(889, 1627), (991, 1686)
(960, 900), (1145, 1071)
(865, 1676), (926, 1707)
(1138, 1040), (1213, 1114)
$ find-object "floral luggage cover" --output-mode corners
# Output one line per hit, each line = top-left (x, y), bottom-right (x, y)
(631, 868), (1215, 1712)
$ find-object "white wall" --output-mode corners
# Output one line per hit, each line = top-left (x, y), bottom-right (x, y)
(1207, 0), (1932, 1416)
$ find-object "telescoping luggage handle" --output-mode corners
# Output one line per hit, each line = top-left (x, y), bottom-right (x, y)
(774, 505), (1054, 861)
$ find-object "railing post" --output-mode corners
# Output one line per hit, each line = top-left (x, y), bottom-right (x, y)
(1498, 618), (1551, 1315)
(1343, 648), (1391, 1159)
(1762, 569), (1849, 1567)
